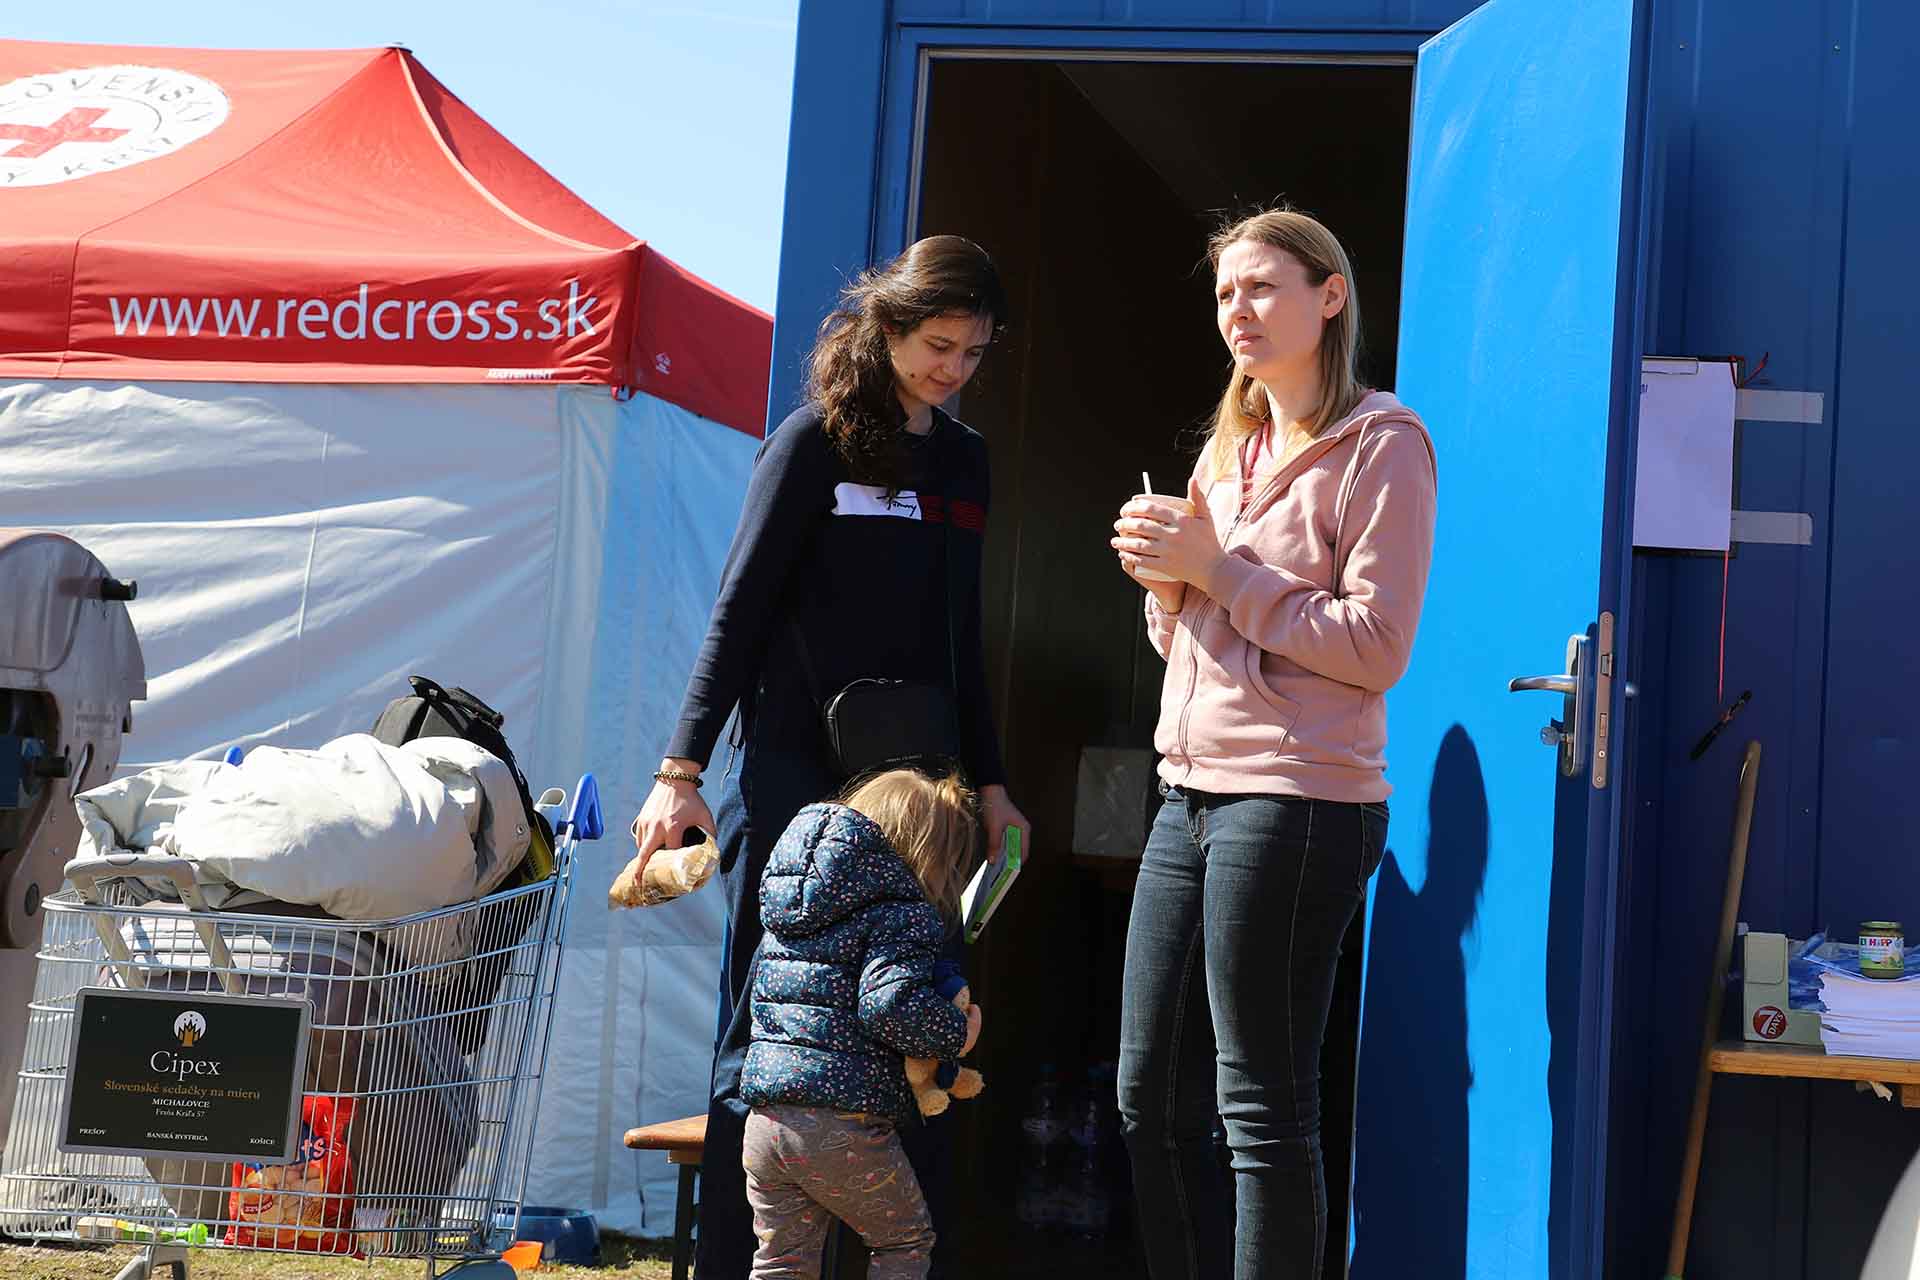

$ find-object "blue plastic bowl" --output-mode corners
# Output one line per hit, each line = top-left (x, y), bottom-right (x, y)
(499, 1205), (600, 1265)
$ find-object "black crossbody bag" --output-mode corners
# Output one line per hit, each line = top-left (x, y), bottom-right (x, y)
(789, 428), (968, 781)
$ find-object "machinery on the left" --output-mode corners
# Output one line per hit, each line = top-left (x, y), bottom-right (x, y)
(0, 530), (148, 1145)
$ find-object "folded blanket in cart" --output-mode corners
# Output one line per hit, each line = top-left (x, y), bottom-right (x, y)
(73, 734), (529, 919)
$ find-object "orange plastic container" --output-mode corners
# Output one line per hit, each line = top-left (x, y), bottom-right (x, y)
(503, 1240), (544, 1271)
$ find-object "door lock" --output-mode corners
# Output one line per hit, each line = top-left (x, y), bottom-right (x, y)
(1510, 634), (1591, 780)
(1508, 612), (1624, 788)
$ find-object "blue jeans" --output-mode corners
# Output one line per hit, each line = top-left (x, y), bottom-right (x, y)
(1118, 786), (1387, 1279)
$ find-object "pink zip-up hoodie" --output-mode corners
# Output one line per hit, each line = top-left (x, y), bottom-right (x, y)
(1146, 390), (1437, 802)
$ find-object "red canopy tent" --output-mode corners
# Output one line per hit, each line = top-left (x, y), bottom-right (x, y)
(0, 39), (771, 1236)
(0, 40), (769, 434)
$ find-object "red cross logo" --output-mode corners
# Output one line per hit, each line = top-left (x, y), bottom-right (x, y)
(0, 107), (128, 160)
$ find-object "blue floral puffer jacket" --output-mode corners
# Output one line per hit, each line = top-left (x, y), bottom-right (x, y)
(741, 803), (969, 1124)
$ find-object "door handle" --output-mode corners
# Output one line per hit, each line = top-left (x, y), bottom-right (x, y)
(1508, 635), (1589, 778)
(1505, 615), (1627, 789)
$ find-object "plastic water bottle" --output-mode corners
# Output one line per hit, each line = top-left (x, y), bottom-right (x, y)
(1016, 1065), (1065, 1229)
(1062, 1077), (1112, 1238)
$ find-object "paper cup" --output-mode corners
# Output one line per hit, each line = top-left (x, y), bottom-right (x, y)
(1131, 495), (1193, 583)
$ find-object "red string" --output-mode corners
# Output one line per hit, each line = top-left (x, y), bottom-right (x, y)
(1717, 349), (1751, 703)
(1728, 541), (1743, 702)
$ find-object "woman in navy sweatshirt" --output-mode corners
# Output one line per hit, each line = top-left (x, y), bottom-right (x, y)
(629, 235), (1029, 1278)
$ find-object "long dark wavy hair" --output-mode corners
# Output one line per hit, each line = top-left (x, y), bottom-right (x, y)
(805, 235), (1010, 487)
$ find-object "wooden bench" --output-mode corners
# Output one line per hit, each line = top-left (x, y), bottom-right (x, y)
(625, 1113), (706, 1280)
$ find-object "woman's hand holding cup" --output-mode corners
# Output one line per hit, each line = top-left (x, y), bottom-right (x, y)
(1114, 475), (1221, 605)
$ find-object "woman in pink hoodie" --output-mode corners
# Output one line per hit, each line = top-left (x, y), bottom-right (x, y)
(1109, 208), (1437, 1279)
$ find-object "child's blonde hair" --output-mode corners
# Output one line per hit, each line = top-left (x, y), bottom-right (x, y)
(841, 768), (981, 922)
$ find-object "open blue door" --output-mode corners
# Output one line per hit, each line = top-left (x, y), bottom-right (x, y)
(1350, 2), (1649, 1279)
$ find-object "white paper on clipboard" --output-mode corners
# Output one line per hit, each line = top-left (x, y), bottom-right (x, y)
(1632, 357), (1737, 551)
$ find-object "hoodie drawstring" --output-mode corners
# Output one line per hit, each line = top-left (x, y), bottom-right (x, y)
(1327, 420), (1372, 603)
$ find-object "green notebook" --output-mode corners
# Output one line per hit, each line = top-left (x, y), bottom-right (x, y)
(962, 827), (1023, 943)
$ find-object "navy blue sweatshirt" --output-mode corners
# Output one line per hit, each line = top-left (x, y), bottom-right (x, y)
(665, 403), (1005, 787)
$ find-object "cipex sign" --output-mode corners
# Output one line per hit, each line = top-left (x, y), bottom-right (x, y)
(0, 65), (230, 187)
(62, 987), (309, 1163)
(172, 1010), (208, 1047)
(152, 1008), (222, 1079)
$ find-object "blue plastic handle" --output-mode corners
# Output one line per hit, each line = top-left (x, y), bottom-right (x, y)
(562, 773), (604, 841)
(221, 746), (245, 766)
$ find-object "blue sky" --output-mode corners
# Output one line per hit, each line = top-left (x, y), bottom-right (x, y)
(8, 2), (801, 311)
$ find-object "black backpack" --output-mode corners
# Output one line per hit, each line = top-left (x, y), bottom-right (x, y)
(369, 675), (555, 1056)
(369, 676), (555, 885)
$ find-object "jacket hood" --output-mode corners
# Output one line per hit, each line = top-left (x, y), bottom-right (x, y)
(760, 802), (932, 938)
(1236, 390), (1436, 526)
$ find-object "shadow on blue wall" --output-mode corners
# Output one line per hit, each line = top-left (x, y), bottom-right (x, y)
(1349, 724), (1488, 1279)
(1546, 734), (1592, 1279)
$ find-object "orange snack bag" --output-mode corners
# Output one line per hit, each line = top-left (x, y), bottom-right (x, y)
(226, 1095), (356, 1253)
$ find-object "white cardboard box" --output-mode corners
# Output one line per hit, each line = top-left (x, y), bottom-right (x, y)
(1741, 931), (1824, 1047)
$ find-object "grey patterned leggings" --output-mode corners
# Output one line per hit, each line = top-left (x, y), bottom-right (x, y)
(741, 1104), (936, 1279)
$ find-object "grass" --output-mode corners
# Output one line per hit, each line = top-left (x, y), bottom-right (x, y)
(0, 1235), (676, 1279)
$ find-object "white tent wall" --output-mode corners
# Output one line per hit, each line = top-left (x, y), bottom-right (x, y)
(526, 387), (751, 1237)
(0, 378), (756, 1237)
(0, 380), (566, 764)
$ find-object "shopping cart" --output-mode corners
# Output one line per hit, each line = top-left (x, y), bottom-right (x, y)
(0, 772), (604, 1280)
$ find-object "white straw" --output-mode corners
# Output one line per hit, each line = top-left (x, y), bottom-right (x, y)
(1141, 470), (1153, 495)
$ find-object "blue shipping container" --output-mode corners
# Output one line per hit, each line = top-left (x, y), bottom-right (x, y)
(767, 3), (1919, 1277)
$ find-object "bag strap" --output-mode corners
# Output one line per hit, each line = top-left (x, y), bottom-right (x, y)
(933, 411), (963, 696)
(408, 675), (467, 726)
(404, 673), (537, 819)
(409, 675), (507, 730)
(407, 673), (449, 705)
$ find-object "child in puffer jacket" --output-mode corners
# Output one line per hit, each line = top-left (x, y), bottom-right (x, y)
(739, 768), (983, 1279)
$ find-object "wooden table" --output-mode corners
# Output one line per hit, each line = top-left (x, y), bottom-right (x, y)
(1710, 1039), (1920, 1107)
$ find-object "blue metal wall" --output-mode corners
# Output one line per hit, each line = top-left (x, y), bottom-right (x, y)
(768, 0), (1478, 423)
(1621, 3), (1920, 1277)
(893, 0), (1466, 22)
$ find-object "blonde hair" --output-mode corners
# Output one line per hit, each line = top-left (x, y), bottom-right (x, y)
(1203, 208), (1367, 482)
(841, 768), (981, 923)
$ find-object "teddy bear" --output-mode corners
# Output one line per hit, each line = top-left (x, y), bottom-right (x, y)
(905, 969), (984, 1118)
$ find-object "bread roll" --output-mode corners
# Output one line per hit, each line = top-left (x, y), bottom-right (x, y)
(610, 831), (717, 908)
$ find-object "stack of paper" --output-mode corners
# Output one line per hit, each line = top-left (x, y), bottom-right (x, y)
(1803, 943), (1920, 1059)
